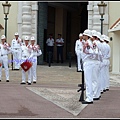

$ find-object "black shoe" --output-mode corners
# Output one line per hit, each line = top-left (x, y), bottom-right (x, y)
(0, 80), (1, 82)
(101, 91), (103, 94)
(106, 88), (109, 91)
(28, 83), (31, 85)
(33, 81), (36, 84)
(14, 69), (19, 70)
(93, 98), (100, 100)
(6, 80), (9, 82)
(82, 101), (93, 104)
(103, 89), (106, 92)
(20, 82), (26, 84)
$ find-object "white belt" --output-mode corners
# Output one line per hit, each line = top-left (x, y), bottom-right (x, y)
(84, 58), (98, 62)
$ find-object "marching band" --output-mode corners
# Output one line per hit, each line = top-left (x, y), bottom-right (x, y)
(75, 29), (111, 104)
(0, 30), (111, 105)
(0, 34), (42, 85)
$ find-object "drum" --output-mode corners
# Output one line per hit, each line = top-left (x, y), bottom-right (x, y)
(20, 60), (32, 72)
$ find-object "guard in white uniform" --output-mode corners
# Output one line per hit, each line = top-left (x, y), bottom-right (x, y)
(0, 35), (11, 82)
(20, 36), (32, 85)
(99, 34), (106, 94)
(28, 36), (42, 83)
(82, 29), (94, 104)
(75, 33), (84, 72)
(11, 32), (22, 70)
(91, 30), (102, 100)
(104, 35), (111, 91)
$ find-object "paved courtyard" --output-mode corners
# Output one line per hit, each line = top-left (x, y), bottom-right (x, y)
(0, 62), (120, 118)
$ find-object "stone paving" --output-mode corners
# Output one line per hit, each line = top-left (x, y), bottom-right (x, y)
(0, 62), (120, 118)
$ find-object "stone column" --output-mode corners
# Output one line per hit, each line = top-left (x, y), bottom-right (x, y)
(92, 1), (101, 32)
(17, 1), (23, 38)
(90, 1), (109, 35)
(22, 2), (32, 40)
(103, 1), (109, 36)
(87, 1), (93, 30)
(31, 1), (38, 41)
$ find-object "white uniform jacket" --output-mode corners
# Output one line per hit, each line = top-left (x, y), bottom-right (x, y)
(0, 42), (11, 56)
(11, 37), (22, 53)
(28, 44), (42, 59)
(20, 43), (31, 64)
(75, 39), (84, 55)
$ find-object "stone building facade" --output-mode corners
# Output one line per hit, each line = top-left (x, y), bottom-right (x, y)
(1, 1), (120, 74)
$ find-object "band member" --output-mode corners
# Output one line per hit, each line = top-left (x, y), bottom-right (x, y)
(82, 29), (94, 104)
(20, 36), (32, 85)
(99, 34), (106, 94)
(103, 35), (111, 91)
(0, 35), (11, 82)
(75, 33), (84, 72)
(11, 32), (22, 70)
(91, 30), (102, 100)
(46, 34), (54, 63)
(28, 36), (42, 83)
(56, 34), (64, 63)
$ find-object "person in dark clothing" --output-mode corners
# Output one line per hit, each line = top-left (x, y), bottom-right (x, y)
(56, 34), (64, 63)
(46, 34), (54, 63)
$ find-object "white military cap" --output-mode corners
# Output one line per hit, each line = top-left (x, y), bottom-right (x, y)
(97, 32), (101, 40)
(105, 36), (110, 42)
(101, 34), (106, 41)
(79, 33), (83, 37)
(100, 35), (104, 42)
(91, 30), (98, 37)
(1, 35), (6, 40)
(83, 29), (92, 38)
(30, 36), (35, 40)
(24, 36), (29, 40)
(101, 34), (110, 42)
(14, 32), (19, 36)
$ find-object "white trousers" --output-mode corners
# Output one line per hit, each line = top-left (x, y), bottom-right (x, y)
(12, 49), (21, 69)
(31, 57), (37, 82)
(104, 59), (110, 89)
(99, 62), (105, 92)
(0, 55), (9, 80)
(21, 57), (31, 83)
(100, 59), (110, 91)
(99, 61), (105, 92)
(92, 60), (101, 98)
(83, 60), (95, 102)
(76, 51), (82, 70)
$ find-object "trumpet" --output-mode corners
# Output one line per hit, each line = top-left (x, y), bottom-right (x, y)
(28, 45), (40, 52)
(3, 43), (10, 50)
(32, 45), (39, 51)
